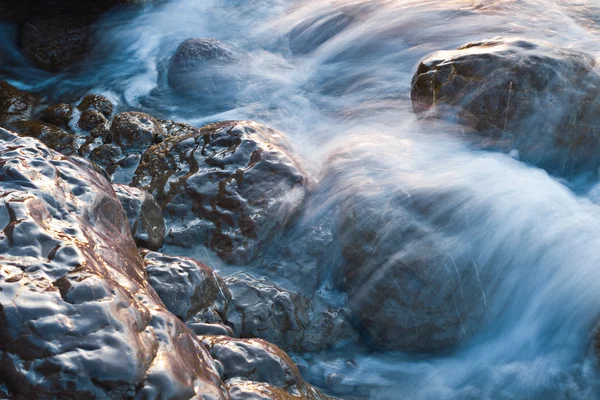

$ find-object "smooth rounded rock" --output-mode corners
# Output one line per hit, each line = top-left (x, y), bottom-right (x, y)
(114, 184), (166, 250)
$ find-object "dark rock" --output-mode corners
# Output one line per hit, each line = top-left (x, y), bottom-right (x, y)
(19, 14), (95, 72)
(132, 120), (309, 264)
(411, 37), (600, 176)
(40, 103), (74, 129)
(142, 251), (231, 322)
(224, 273), (310, 352)
(167, 38), (246, 104)
(77, 110), (108, 133)
(322, 143), (487, 352)
(302, 308), (358, 353)
(110, 111), (164, 150)
(78, 94), (114, 118)
(89, 143), (123, 168)
(11, 120), (79, 155)
(114, 185), (166, 250)
(200, 336), (332, 400)
(0, 81), (36, 129)
(0, 127), (227, 398)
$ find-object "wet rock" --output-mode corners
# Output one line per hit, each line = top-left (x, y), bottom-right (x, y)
(78, 94), (114, 118)
(288, 9), (354, 56)
(323, 142), (487, 352)
(201, 336), (332, 400)
(0, 81), (36, 129)
(12, 120), (79, 155)
(40, 103), (74, 129)
(411, 37), (600, 176)
(114, 185), (166, 250)
(302, 308), (358, 353)
(167, 38), (246, 104)
(110, 111), (164, 150)
(188, 322), (234, 337)
(142, 251), (230, 322)
(225, 273), (310, 351)
(89, 142), (123, 168)
(0, 128), (227, 398)
(132, 120), (308, 264)
(19, 14), (95, 72)
(77, 110), (108, 133)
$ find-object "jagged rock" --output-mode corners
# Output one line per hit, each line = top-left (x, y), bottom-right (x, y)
(0, 128), (227, 398)
(322, 141), (487, 352)
(109, 111), (164, 150)
(200, 336), (332, 400)
(411, 37), (600, 176)
(114, 185), (166, 250)
(167, 38), (246, 105)
(141, 251), (230, 322)
(132, 120), (309, 264)
(0, 81), (36, 129)
(40, 103), (74, 129)
(77, 94), (114, 118)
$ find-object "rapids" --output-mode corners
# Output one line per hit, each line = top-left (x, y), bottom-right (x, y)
(3, 0), (600, 398)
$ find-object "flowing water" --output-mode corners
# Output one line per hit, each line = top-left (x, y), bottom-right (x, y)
(4, 0), (600, 398)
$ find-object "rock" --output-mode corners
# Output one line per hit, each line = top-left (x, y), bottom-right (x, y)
(40, 103), (74, 129)
(109, 111), (164, 150)
(288, 9), (354, 56)
(19, 14), (95, 72)
(89, 143), (123, 168)
(142, 251), (230, 322)
(77, 94), (114, 118)
(114, 185), (166, 250)
(200, 336), (332, 400)
(77, 110), (108, 133)
(0, 128), (227, 398)
(11, 120), (79, 155)
(167, 38), (246, 105)
(224, 273), (310, 351)
(0, 81), (36, 129)
(411, 37), (600, 176)
(322, 142), (487, 352)
(132, 120), (308, 264)
(188, 322), (234, 337)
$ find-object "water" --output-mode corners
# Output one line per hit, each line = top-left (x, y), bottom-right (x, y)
(4, 0), (600, 398)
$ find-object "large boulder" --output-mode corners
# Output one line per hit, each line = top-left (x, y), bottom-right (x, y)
(0, 128), (227, 398)
(411, 37), (600, 176)
(200, 336), (333, 400)
(132, 120), (309, 264)
(142, 251), (231, 322)
(167, 38), (246, 106)
(322, 140), (488, 352)
(114, 184), (166, 250)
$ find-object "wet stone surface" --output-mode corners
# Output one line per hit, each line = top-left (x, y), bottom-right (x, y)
(132, 120), (309, 264)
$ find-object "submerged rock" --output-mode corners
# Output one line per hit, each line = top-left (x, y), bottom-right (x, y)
(132, 120), (308, 264)
(0, 128), (227, 398)
(200, 336), (333, 400)
(167, 38), (246, 105)
(19, 14), (95, 71)
(411, 37), (600, 176)
(142, 251), (230, 322)
(322, 142), (487, 352)
(114, 184), (166, 250)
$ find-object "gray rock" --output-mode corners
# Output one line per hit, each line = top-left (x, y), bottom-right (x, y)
(113, 184), (166, 250)
(142, 251), (231, 322)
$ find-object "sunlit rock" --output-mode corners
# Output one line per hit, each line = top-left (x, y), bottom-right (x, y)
(0, 128), (227, 398)
(114, 184), (166, 250)
(411, 37), (600, 176)
(132, 120), (309, 264)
